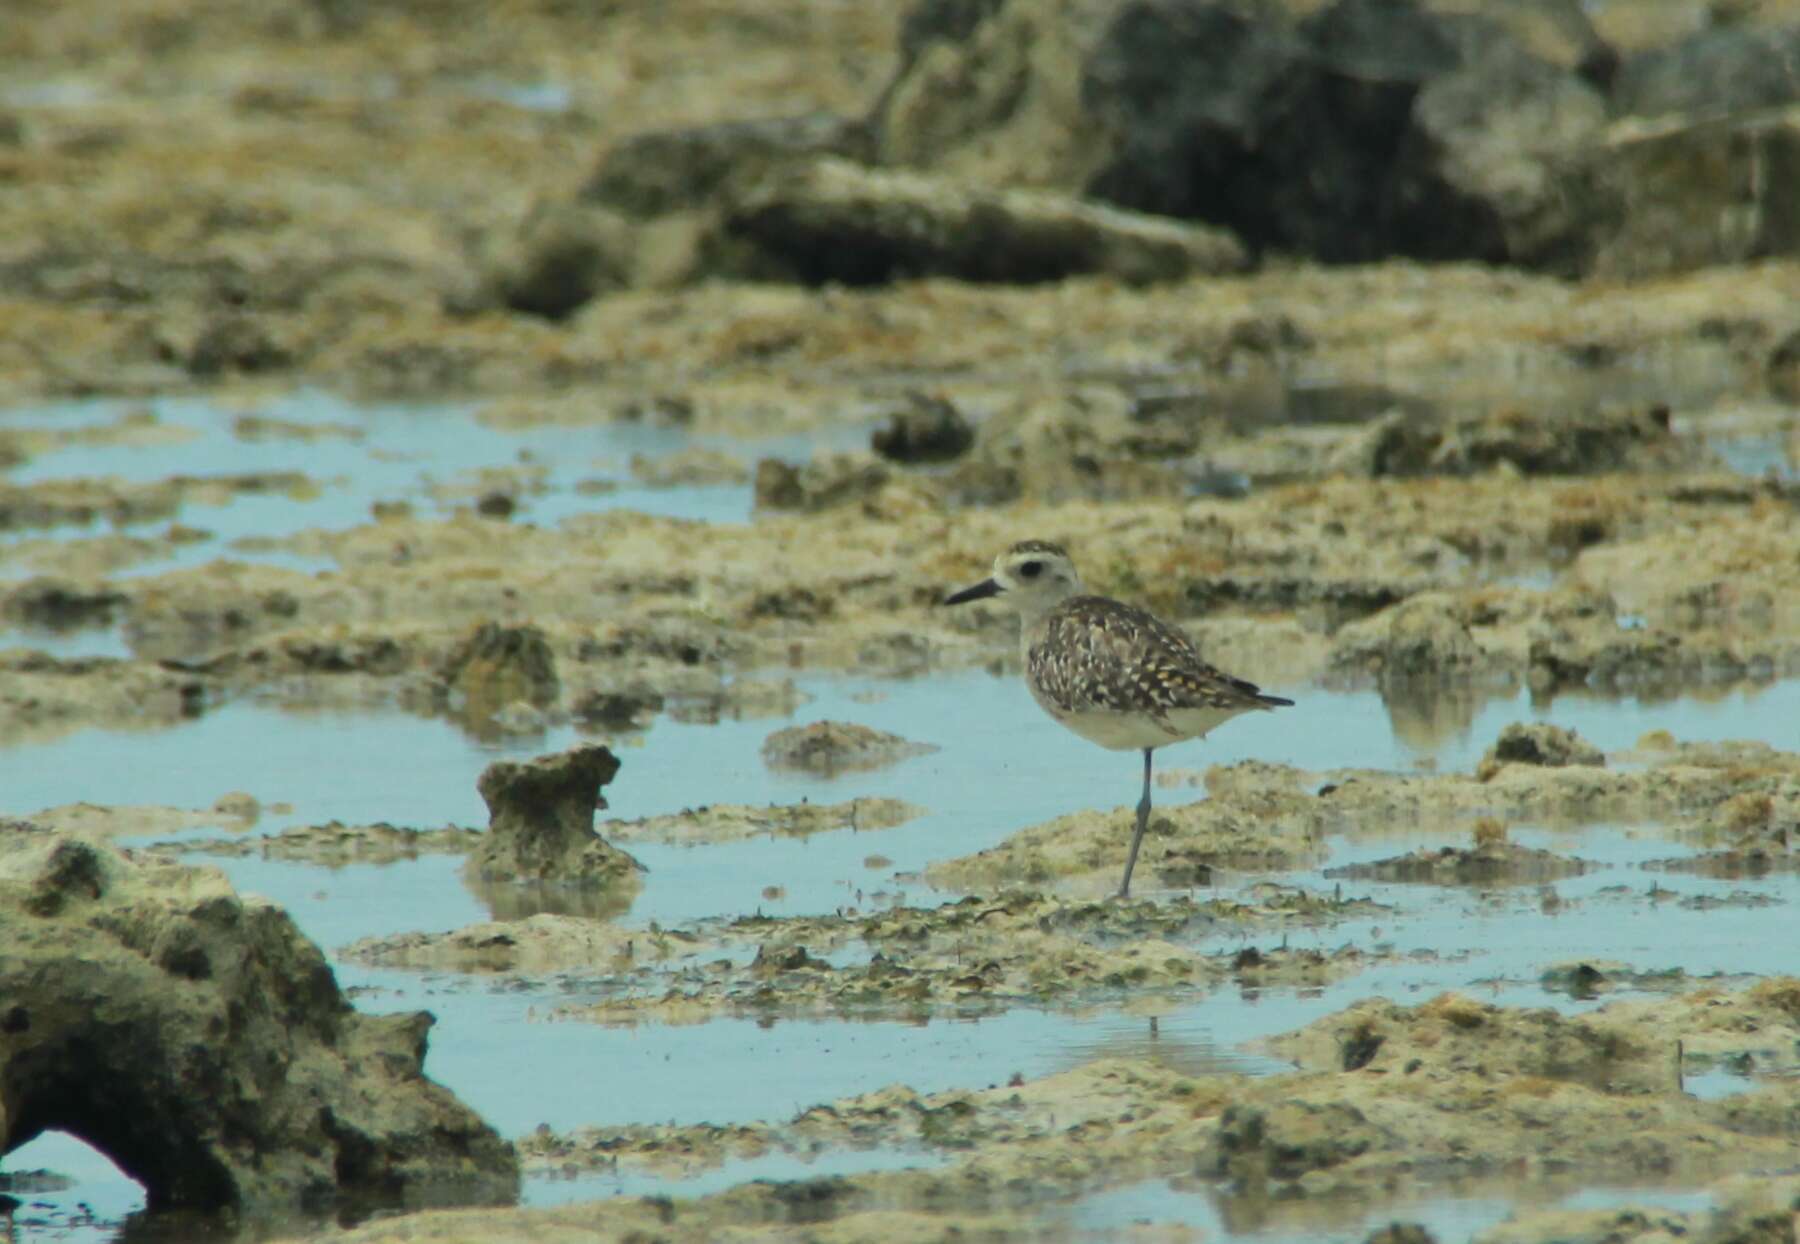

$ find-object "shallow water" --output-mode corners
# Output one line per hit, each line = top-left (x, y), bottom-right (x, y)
(1062, 1177), (1717, 1242)
(7, 668), (1797, 1237)
(3, 392), (1797, 1241)
(6, 674), (1794, 936)
(0, 390), (875, 590)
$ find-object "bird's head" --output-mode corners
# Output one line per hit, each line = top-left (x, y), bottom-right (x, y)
(944, 539), (1083, 617)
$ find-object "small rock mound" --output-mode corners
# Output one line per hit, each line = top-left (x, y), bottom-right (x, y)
(1646, 787), (1800, 878)
(0, 831), (518, 1215)
(601, 797), (925, 845)
(1330, 592), (1481, 680)
(627, 446), (750, 487)
(1538, 960), (1659, 1000)
(1331, 405), (1679, 478)
(1478, 723), (1605, 779)
(1365, 1225), (1437, 1244)
(1326, 841), (1591, 886)
(157, 820), (481, 866)
(480, 201), (634, 320)
(341, 913), (672, 975)
(439, 621), (561, 733)
(870, 393), (975, 464)
(760, 721), (938, 775)
(1214, 1099), (1387, 1183)
(1, 577), (127, 629)
(465, 746), (640, 915)
(753, 454), (890, 512)
(1365, 1225), (1436, 1244)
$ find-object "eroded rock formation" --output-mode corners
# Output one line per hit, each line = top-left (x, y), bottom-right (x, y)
(0, 830), (518, 1216)
(464, 745), (641, 918)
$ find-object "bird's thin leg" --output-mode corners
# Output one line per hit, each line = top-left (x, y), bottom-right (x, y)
(1120, 747), (1153, 898)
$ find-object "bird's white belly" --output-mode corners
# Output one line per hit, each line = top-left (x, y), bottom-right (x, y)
(1048, 705), (1247, 751)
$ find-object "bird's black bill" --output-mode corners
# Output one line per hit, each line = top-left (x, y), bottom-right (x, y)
(943, 577), (1002, 606)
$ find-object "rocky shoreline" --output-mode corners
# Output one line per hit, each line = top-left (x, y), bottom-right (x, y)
(4, 0), (1800, 1240)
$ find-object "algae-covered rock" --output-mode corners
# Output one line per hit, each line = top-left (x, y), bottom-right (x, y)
(1479, 722), (1606, 778)
(464, 744), (641, 917)
(0, 831), (518, 1215)
(760, 720), (938, 775)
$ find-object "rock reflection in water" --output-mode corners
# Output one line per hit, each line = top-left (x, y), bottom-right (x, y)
(1377, 675), (1509, 756)
(464, 875), (638, 923)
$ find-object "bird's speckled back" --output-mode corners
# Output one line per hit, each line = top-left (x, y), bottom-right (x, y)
(1025, 594), (1279, 719)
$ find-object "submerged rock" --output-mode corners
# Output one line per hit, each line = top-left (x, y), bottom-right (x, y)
(26, 799), (260, 840)
(156, 820), (482, 867)
(626, 446), (751, 487)
(1647, 784), (1800, 878)
(340, 913), (700, 975)
(600, 796), (925, 845)
(562, 891), (1376, 1026)
(760, 720), (938, 775)
(1367, 1225), (1438, 1244)
(0, 832), (517, 1215)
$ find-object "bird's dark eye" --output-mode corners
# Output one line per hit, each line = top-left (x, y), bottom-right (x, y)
(1019, 560), (1043, 579)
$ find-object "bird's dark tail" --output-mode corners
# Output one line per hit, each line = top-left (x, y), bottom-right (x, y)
(1226, 672), (1294, 709)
